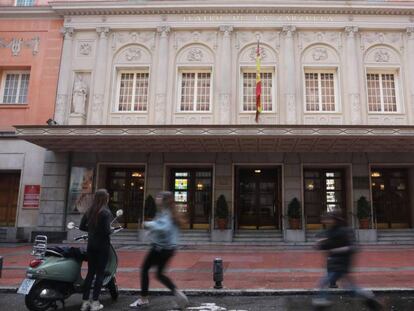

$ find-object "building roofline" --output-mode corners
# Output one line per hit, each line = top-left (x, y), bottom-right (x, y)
(0, 6), (60, 18)
(48, 0), (414, 16)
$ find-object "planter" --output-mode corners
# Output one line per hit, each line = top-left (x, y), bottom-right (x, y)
(217, 219), (227, 230)
(359, 218), (370, 229)
(289, 218), (301, 230)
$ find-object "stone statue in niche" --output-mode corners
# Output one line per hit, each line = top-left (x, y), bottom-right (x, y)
(72, 74), (88, 115)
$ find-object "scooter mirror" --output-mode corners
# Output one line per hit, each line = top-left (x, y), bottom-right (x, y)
(116, 209), (124, 217)
(67, 222), (75, 230)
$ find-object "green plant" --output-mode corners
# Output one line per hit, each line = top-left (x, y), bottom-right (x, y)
(287, 198), (301, 219)
(357, 196), (371, 219)
(144, 195), (156, 219)
(216, 195), (229, 219)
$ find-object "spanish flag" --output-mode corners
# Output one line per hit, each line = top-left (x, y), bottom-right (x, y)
(255, 40), (262, 123)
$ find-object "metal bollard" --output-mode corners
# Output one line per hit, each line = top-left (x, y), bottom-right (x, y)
(0, 256), (3, 278)
(213, 257), (223, 289)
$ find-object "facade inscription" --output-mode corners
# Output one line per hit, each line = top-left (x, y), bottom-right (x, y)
(182, 14), (335, 23)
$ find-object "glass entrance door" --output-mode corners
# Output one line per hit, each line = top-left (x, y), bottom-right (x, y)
(236, 167), (280, 230)
(0, 172), (20, 227)
(304, 169), (345, 229)
(371, 168), (410, 229)
(106, 168), (145, 229)
(171, 168), (212, 229)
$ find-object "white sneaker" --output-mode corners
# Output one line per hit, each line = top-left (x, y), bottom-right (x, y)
(174, 290), (189, 308)
(129, 297), (149, 309)
(90, 301), (104, 311)
(312, 298), (333, 307)
(80, 300), (91, 311)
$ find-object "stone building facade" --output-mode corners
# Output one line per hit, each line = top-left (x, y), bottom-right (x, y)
(15, 0), (414, 243)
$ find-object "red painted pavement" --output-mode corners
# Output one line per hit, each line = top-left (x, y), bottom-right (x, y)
(1, 245), (413, 290)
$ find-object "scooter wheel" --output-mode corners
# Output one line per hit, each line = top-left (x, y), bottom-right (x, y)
(25, 281), (55, 311)
(108, 277), (119, 301)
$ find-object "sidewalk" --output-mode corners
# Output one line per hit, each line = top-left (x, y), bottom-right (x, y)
(1, 244), (414, 290)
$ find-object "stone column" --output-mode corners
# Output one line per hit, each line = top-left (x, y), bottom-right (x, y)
(90, 27), (110, 125)
(55, 27), (74, 125)
(345, 26), (362, 124)
(406, 27), (414, 123)
(282, 26), (297, 124)
(219, 25), (233, 124)
(154, 26), (171, 124)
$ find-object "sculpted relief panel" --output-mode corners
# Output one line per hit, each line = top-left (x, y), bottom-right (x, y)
(177, 44), (214, 65)
(302, 45), (339, 64)
(364, 46), (400, 64)
(111, 31), (156, 52)
(360, 32), (403, 51)
(298, 31), (342, 51)
(173, 31), (218, 51)
(114, 44), (152, 64)
(235, 30), (280, 51)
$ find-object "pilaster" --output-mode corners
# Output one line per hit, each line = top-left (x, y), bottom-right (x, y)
(54, 27), (74, 125)
(345, 26), (362, 125)
(282, 25), (297, 124)
(90, 27), (110, 125)
(219, 25), (233, 124)
(154, 26), (171, 125)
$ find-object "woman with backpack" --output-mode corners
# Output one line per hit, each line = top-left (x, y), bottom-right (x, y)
(129, 191), (188, 309)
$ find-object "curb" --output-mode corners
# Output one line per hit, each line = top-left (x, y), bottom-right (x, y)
(2, 286), (414, 296)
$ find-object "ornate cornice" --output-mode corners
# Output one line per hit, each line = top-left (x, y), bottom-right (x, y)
(50, 1), (414, 16)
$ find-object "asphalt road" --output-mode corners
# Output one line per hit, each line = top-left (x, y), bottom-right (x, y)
(1, 292), (414, 311)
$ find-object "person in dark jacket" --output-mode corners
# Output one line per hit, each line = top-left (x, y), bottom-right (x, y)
(313, 210), (382, 310)
(79, 189), (113, 311)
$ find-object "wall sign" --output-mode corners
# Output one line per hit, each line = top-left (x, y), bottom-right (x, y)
(23, 185), (41, 209)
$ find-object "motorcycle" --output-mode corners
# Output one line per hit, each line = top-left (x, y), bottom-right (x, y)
(18, 209), (124, 311)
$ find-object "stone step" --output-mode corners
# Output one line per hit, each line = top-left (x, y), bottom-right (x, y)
(377, 236), (414, 241)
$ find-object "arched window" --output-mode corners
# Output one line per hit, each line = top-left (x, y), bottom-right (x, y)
(364, 46), (402, 113)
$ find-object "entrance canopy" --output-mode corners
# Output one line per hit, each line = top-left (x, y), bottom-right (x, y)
(14, 125), (414, 153)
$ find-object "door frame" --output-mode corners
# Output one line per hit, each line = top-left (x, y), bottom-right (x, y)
(0, 170), (21, 227)
(164, 163), (215, 230)
(233, 164), (283, 231)
(369, 165), (412, 229)
(301, 164), (352, 230)
(96, 162), (147, 227)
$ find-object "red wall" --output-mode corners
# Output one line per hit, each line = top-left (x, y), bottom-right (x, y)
(0, 19), (63, 131)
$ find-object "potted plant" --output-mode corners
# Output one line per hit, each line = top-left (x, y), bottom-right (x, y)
(216, 195), (229, 230)
(357, 196), (371, 229)
(288, 198), (301, 230)
(144, 194), (156, 220)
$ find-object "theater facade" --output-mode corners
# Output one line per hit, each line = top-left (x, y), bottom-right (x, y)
(16, 0), (414, 243)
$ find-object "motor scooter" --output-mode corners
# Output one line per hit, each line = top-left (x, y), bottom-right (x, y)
(18, 209), (124, 311)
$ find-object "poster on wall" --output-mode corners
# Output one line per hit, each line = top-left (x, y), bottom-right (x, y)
(68, 167), (94, 213)
(23, 185), (41, 209)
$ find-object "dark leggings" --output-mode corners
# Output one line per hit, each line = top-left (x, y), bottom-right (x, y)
(83, 247), (109, 301)
(141, 247), (176, 296)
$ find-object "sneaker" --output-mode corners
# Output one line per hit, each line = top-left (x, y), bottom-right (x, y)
(174, 289), (189, 308)
(129, 297), (149, 309)
(90, 301), (103, 311)
(312, 298), (333, 307)
(80, 300), (91, 311)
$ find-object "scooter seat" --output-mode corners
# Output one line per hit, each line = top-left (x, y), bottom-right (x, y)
(47, 246), (88, 261)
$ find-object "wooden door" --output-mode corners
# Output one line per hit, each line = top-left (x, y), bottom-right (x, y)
(0, 172), (20, 227)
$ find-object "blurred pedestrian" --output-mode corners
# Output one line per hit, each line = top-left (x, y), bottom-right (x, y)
(312, 210), (382, 310)
(130, 191), (188, 309)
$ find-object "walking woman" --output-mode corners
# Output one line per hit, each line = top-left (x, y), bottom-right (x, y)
(79, 189), (113, 311)
(130, 191), (188, 309)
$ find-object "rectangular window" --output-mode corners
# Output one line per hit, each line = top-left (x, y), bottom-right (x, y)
(1, 71), (30, 104)
(242, 70), (273, 112)
(16, 0), (34, 6)
(117, 71), (149, 112)
(366, 72), (397, 112)
(179, 71), (211, 112)
(304, 71), (337, 112)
